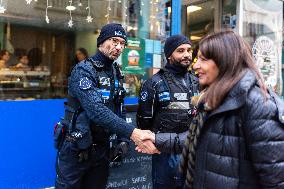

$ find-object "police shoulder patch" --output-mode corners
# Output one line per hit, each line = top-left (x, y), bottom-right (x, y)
(79, 77), (92, 90)
(140, 91), (148, 101)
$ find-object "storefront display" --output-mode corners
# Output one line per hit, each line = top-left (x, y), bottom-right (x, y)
(0, 0), (171, 100)
(0, 69), (50, 99)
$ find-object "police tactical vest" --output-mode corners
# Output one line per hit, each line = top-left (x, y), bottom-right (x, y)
(88, 60), (125, 142)
(92, 61), (116, 111)
(152, 69), (198, 133)
(63, 59), (124, 146)
(90, 60), (124, 115)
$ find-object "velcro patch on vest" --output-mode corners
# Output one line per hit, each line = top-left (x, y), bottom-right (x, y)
(115, 80), (119, 88)
(174, 93), (188, 100)
(79, 77), (92, 90)
(99, 77), (111, 87)
(158, 92), (170, 101)
(167, 102), (190, 109)
(98, 89), (110, 100)
(140, 91), (148, 101)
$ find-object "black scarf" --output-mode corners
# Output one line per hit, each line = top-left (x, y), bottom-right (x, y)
(165, 62), (188, 76)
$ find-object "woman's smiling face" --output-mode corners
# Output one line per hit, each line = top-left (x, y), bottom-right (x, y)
(193, 50), (219, 86)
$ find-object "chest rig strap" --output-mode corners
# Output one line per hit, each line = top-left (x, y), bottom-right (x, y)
(65, 96), (83, 133)
(113, 62), (126, 104)
(89, 59), (126, 117)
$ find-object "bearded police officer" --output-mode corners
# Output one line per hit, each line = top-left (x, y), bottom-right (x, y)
(55, 23), (152, 189)
(137, 35), (199, 189)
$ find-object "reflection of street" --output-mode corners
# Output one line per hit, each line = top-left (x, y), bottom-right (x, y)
(244, 0), (283, 95)
(124, 74), (142, 97)
(252, 36), (279, 93)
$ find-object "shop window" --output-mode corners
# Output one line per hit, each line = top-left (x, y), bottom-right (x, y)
(182, 0), (215, 45)
(241, 0), (283, 95)
(0, 23), (74, 100)
(0, 0), (169, 100)
(222, 0), (237, 30)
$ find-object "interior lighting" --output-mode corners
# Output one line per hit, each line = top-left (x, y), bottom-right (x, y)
(187, 5), (202, 13)
(167, 7), (171, 14)
(66, 5), (76, 11)
(190, 35), (202, 40)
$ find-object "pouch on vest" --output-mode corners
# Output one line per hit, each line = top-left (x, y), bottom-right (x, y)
(158, 91), (171, 107)
(73, 111), (92, 150)
(54, 120), (66, 150)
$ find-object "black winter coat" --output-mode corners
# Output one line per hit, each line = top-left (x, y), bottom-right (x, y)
(192, 70), (284, 189)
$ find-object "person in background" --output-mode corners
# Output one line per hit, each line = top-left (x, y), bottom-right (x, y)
(136, 34), (199, 189)
(16, 54), (30, 70)
(75, 48), (89, 63)
(0, 49), (10, 69)
(180, 30), (284, 189)
(27, 48), (42, 69)
(68, 48), (89, 76)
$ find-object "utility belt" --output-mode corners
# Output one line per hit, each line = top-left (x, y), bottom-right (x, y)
(54, 96), (90, 150)
(64, 132), (109, 146)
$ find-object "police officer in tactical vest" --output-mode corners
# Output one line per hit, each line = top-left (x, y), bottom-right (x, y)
(137, 35), (199, 189)
(54, 23), (153, 189)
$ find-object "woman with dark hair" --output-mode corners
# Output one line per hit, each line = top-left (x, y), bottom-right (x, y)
(28, 48), (42, 69)
(180, 30), (284, 189)
(75, 48), (88, 63)
(16, 54), (30, 70)
(69, 48), (89, 76)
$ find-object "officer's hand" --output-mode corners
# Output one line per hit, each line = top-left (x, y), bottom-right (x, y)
(140, 131), (155, 143)
(78, 150), (89, 163)
(130, 128), (153, 145)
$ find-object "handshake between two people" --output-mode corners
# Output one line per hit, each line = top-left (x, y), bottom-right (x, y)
(130, 128), (161, 155)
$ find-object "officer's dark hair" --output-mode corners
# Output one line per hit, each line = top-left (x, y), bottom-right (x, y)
(199, 30), (267, 110)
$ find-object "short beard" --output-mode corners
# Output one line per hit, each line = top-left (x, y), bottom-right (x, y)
(171, 57), (191, 68)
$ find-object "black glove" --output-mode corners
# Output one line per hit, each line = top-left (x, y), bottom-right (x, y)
(110, 141), (129, 163)
(78, 149), (89, 163)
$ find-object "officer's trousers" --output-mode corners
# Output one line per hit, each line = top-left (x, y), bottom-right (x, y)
(55, 140), (109, 189)
(152, 153), (184, 189)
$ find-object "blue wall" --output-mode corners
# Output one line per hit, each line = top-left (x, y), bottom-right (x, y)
(0, 99), (64, 188)
(0, 98), (138, 188)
